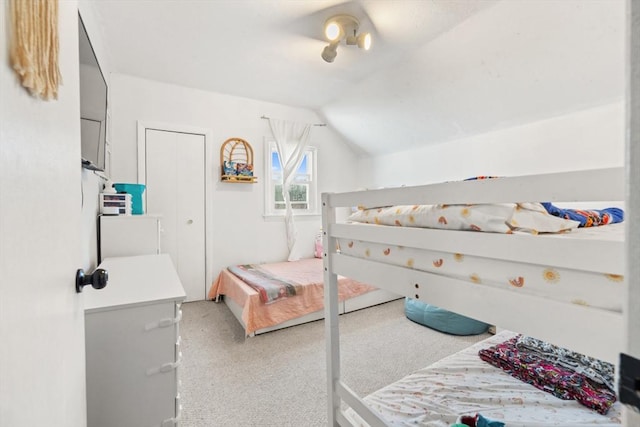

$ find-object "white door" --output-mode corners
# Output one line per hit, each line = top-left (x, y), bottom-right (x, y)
(144, 128), (206, 301)
(0, 3), (86, 426)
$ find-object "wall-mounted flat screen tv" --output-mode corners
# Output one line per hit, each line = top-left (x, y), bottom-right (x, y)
(79, 14), (107, 172)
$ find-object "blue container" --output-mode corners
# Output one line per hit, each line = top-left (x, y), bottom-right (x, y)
(114, 183), (146, 215)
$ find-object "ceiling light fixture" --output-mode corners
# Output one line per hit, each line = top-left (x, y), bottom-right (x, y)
(321, 41), (339, 63)
(357, 32), (372, 50)
(321, 14), (371, 63)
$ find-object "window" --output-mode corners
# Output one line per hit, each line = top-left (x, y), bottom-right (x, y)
(264, 140), (318, 216)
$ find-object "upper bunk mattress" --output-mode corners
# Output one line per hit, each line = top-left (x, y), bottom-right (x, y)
(344, 331), (622, 427)
(337, 223), (624, 313)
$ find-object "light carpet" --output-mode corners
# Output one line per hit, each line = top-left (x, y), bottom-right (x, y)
(179, 298), (489, 427)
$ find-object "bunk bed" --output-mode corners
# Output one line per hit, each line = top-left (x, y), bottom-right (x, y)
(208, 258), (400, 336)
(321, 167), (628, 426)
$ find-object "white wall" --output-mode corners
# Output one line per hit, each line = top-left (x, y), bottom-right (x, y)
(359, 102), (624, 188)
(353, 1), (625, 190)
(109, 73), (360, 296)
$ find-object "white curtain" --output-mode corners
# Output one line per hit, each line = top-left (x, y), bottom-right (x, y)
(268, 118), (312, 261)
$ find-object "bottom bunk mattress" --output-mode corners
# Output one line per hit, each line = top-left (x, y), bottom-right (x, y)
(208, 258), (379, 335)
(344, 331), (622, 427)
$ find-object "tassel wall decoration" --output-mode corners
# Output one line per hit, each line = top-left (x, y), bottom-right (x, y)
(10, 0), (62, 100)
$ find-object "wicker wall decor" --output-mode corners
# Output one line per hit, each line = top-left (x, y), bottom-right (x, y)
(220, 137), (257, 183)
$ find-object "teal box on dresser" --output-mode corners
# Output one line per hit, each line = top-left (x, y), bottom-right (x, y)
(114, 183), (146, 214)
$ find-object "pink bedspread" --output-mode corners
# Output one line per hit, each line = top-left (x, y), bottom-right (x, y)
(208, 258), (377, 335)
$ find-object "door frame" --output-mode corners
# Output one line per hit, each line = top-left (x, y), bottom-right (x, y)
(137, 121), (213, 299)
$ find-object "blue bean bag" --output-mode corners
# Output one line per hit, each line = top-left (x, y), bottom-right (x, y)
(404, 298), (489, 336)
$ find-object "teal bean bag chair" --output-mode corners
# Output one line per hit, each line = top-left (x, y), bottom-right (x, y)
(405, 298), (489, 336)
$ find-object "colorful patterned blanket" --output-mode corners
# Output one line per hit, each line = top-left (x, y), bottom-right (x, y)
(478, 335), (616, 414)
(227, 264), (298, 303)
(541, 203), (624, 228)
(465, 176), (625, 228)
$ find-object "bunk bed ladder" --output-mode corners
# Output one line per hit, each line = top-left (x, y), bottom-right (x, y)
(322, 195), (390, 427)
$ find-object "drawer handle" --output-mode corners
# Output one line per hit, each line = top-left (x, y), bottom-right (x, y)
(146, 352), (182, 376)
(160, 403), (182, 427)
(145, 310), (182, 331)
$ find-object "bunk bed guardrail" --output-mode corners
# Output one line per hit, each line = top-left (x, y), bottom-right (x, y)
(321, 167), (629, 426)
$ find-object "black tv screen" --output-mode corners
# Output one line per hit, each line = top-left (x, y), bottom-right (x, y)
(79, 14), (107, 172)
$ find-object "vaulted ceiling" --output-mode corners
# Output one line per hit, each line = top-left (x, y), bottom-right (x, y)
(88, 0), (625, 156)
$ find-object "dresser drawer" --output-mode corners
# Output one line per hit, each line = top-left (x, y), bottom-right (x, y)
(160, 394), (182, 427)
(86, 301), (181, 427)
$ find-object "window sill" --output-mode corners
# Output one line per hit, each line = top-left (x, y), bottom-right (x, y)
(263, 212), (321, 221)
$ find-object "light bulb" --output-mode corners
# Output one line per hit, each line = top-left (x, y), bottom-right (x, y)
(357, 32), (372, 50)
(325, 21), (341, 41)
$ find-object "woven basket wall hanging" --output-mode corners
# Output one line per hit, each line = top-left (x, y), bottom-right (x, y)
(220, 138), (257, 183)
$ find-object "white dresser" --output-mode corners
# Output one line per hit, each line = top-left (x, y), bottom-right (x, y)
(84, 254), (186, 427)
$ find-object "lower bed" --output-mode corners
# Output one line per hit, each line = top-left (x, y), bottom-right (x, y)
(344, 331), (622, 427)
(208, 258), (401, 335)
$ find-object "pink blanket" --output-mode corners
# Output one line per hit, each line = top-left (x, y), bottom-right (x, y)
(208, 258), (377, 335)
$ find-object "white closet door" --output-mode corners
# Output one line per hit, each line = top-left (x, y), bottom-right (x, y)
(145, 129), (206, 301)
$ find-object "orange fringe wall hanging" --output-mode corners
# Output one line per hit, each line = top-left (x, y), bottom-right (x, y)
(9, 0), (62, 100)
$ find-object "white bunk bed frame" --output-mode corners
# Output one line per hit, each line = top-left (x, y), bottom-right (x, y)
(322, 4), (640, 424)
(322, 168), (627, 426)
